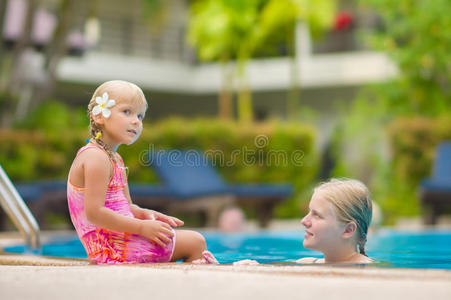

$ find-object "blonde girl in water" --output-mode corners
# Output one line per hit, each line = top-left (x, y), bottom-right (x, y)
(297, 178), (373, 264)
(202, 178), (374, 265)
(67, 80), (211, 264)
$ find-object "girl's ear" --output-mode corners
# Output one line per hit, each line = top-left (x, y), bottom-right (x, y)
(92, 113), (104, 125)
(342, 221), (357, 240)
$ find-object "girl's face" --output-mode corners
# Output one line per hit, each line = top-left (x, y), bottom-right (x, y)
(301, 191), (347, 252)
(100, 100), (146, 147)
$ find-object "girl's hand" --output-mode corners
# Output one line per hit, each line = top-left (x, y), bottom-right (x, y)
(139, 220), (174, 247)
(133, 206), (184, 227)
(151, 211), (184, 227)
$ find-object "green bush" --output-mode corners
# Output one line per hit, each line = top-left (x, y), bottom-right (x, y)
(375, 116), (451, 223)
(327, 94), (451, 224)
(331, 0), (451, 224)
(14, 100), (88, 131)
(0, 118), (318, 219)
(388, 116), (451, 186)
(359, 0), (451, 116)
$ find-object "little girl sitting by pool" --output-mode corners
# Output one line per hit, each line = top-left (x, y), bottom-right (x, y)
(67, 80), (209, 264)
(200, 178), (373, 265)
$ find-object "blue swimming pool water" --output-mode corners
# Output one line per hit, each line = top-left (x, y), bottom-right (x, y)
(3, 229), (451, 269)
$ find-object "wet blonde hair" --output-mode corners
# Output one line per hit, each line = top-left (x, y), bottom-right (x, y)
(88, 80), (148, 162)
(314, 178), (373, 256)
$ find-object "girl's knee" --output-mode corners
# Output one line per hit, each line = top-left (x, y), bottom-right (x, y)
(175, 230), (206, 252)
(191, 231), (206, 250)
(175, 230), (207, 261)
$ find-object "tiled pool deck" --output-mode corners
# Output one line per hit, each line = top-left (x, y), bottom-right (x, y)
(1, 225), (451, 300)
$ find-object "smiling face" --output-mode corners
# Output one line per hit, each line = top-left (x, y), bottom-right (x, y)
(301, 191), (347, 252)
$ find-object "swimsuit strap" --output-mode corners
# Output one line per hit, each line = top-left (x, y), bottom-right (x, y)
(76, 143), (102, 157)
(111, 153), (127, 187)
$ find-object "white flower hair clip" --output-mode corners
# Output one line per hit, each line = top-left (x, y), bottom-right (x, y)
(93, 92), (115, 118)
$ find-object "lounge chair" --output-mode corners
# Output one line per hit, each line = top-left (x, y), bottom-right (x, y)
(130, 150), (293, 227)
(419, 141), (451, 225)
(6, 150), (293, 229)
(12, 180), (67, 229)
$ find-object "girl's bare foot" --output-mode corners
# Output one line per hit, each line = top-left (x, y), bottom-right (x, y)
(192, 250), (219, 264)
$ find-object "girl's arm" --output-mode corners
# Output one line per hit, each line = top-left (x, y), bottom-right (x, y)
(83, 149), (173, 247)
(130, 204), (184, 227)
(121, 175), (184, 227)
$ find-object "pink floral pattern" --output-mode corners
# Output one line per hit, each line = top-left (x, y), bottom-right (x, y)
(67, 144), (175, 264)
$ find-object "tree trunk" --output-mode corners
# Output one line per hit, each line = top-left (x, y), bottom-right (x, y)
(0, 0), (36, 92)
(0, 0), (37, 128)
(8, 0), (37, 93)
(236, 59), (253, 123)
(0, 0), (8, 71)
(12, 0), (79, 124)
(218, 62), (233, 120)
(287, 23), (301, 121)
(237, 83), (252, 123)
(38, 0), (77, 99)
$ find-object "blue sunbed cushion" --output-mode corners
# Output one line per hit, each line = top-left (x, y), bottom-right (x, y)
(421, 178), (451, 193)
(420, 141), (451, 193)
(36, 180), (67, 190)
(14, 180), (66, 202)
(432, 142), (451, 179)
(228, 184), (293, 197)
(149, 150), (229, 198)
(14, 184), (43, 202)
(16, 180), (67, 191)
(128, 184), (175, 197)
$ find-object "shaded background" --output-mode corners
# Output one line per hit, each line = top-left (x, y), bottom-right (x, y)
(0, 0), (450, 228)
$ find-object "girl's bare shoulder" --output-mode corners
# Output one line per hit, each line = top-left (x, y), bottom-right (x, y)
(357, 255), (374, 264)
(296, 257), (323, 264)
(69, 147), (110, 184)
(76, 146), (110, 165)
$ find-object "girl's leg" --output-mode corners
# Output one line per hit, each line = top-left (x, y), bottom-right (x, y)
(171, 230), (207, 262)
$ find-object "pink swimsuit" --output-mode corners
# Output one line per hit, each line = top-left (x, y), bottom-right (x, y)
(67, 143), (175, 264)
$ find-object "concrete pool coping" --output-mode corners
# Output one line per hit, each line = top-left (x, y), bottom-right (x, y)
(1, 258), (450, 300)
(1, 230), (451, 300)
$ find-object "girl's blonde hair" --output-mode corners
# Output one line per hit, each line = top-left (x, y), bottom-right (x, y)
(87, 80), (147, 162)
(314, 178), (373, 256)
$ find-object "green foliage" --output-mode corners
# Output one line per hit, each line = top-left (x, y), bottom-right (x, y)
(330, 98), (451, 224)
(188, 0), (335, 61)
(387, 117), (451, 186)
(0, 130), (87, 180)
(142, 0), (168, 35)
(0, 118), (318, 219)
(358, 0), (451, 116)
(329, 1), (451, 224)
(377, 116), (451, 223)
(0, 92), (18, 116)
(329, 97), (388, 180)
(371, 164), (418, 225)
(187, 0), (335, 122)
(295, 0), (335, 38)
(14, 100), (88, 132)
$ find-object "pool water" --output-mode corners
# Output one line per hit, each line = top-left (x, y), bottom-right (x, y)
(3, 229), (451, 269)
